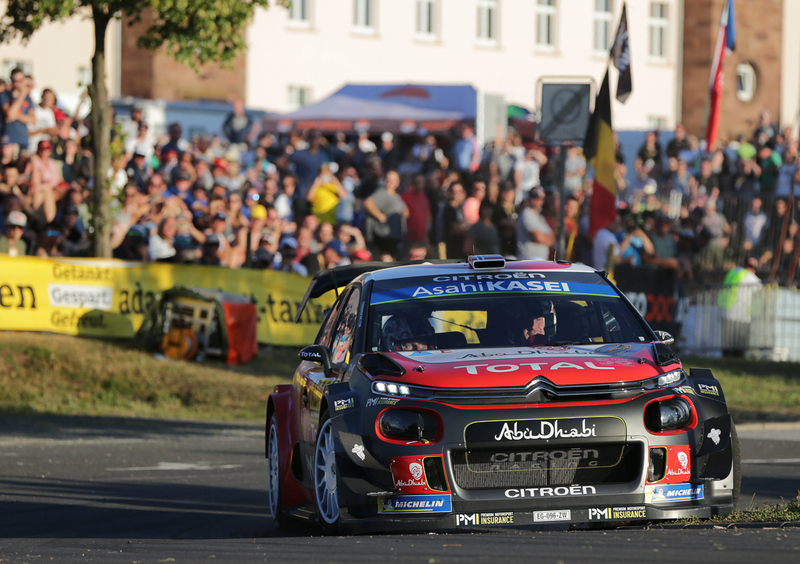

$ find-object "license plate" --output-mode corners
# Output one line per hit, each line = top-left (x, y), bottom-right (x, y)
(533, 510), (571, 522)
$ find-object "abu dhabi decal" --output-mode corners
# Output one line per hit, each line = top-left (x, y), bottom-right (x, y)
(665, 446), (691, 480)
(466, 416), (625, 445)
(645, 483), (704, 503)
(588, 506), (647, 521)
(493, 420), (596, 441)
(370, 280), (617, 304)
(505, 485), (596, 498)
(378, 494), (452, 513)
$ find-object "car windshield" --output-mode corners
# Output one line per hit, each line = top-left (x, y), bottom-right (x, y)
(367, 271), (652, 352)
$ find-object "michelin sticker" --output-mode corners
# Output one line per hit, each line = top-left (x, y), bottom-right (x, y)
(378, 494), (452, 513)
(645, 483), (704, 503)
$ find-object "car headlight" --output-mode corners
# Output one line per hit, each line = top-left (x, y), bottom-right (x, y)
(644, 397), (694, 433)
(657, 370), (683, 387)
(371, 381), (433, 400)
(643, 369), (685, 390)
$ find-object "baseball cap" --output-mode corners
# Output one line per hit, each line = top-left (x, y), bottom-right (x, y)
(352, 248), (372, 261)
(174, 168), (192, 182)
(205, 233), (220, 246)
(65, 205), (79, 215)
(213, 157), (229, 170)
(213, 212), (227, 222)
(53, 109), (67, 122)
(0, 135), (12, 146)
(127, 225), (149, 239)
(6, 211), (27, 228)
(280, 236), (299, 250)
(37, 140), (52, 151)
(325, 240), (347, 257)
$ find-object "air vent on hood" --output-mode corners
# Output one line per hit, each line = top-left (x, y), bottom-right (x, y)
(359, 353), (406, 378)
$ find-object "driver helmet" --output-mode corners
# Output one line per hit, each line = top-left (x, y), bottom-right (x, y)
(381, 315), (415, 351)
(529, 299), (557, 338)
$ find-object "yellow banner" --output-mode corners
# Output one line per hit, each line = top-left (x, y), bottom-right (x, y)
(0, 255), (334, 346)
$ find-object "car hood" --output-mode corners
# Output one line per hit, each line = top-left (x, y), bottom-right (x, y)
(383, 344), (678, 387)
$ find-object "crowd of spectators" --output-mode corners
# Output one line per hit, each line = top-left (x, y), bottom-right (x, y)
(2, 66), (799, 284)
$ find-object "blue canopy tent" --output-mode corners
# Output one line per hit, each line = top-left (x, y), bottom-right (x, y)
(263, 84), (478, 134)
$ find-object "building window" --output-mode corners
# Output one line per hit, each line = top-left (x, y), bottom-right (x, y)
(648, 115), (668, 131)
(288, 0), (311, 27)
(288, 86), (312, 111)
(594, 0), (613, 53)
(649, 2), (668, 60)
(416, 0), (439, 40)
(736, 62), (756, 103)
(477, 0), (499, 46)
(78, 67), (92, 88)
(2, 60), (32, 81)
(353, 0), (376, 34)
(536, 0), (557, 51)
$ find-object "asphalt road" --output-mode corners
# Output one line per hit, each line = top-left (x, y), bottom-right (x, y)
(0, 415), (799, 563)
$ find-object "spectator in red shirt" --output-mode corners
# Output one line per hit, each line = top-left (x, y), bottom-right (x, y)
(401, 173), (431, 245)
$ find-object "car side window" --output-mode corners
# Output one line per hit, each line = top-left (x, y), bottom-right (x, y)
(316, 295), (346, 347)
(330, 287), (361, 365)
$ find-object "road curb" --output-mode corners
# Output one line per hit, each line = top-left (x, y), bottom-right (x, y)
(617, 522), (800, 530)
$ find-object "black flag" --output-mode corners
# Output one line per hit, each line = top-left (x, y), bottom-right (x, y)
(610, 3), (632, 103)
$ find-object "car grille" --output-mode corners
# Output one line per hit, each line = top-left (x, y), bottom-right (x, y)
(450, 443), (641, 490)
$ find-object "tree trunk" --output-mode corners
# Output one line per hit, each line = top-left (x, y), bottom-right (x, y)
(90, 9), (111, 258)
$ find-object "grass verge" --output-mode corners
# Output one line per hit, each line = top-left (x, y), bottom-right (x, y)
(0, 331), (298, 421)
(683, 356), (800, 422)
(679, 493), (800, 525)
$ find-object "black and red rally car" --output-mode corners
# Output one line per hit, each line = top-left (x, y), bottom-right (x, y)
(266, 256), (740, 533)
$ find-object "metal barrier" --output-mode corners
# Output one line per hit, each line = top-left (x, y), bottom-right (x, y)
(678, 283), (800, 360)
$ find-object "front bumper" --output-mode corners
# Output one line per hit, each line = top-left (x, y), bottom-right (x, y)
(325, 379), (735, 534)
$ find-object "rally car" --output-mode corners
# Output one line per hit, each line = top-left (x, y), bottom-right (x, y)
(265, 256), (740, 534)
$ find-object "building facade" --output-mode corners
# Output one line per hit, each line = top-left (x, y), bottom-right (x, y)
(246, 0), (683, 131)
(0, 2), (119, 113)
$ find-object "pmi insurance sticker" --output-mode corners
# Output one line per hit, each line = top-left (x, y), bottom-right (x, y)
(533, 509), (572, 523)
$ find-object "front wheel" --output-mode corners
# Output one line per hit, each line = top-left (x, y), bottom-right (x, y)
(313, 411), (340, 533)
(267, 413), (288, 530)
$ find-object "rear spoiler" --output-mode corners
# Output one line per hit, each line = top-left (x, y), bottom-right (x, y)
(293, 260), (462, 323)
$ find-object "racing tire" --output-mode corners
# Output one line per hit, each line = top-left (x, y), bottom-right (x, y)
(313, 410), (341, 534)
(731, 419), (742, 510)
(267, 413), (288, 530)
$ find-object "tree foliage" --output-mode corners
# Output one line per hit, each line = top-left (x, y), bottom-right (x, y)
(0, 0), (286, 256)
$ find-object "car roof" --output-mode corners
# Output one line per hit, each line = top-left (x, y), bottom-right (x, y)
(294, 258), (601, 322)
(365, 260), (597, 283)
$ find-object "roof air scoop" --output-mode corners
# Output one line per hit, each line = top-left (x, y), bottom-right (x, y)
(468, 255), (505, 270)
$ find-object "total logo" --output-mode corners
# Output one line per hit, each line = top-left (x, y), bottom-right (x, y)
(454, 361), (615, 374)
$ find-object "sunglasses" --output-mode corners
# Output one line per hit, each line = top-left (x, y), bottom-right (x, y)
(46, 230), (61, 238)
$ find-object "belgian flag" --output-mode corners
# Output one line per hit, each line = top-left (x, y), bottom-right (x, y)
(584, 70), (616, 239)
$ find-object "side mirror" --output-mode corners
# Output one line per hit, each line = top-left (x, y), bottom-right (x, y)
(299, 345), (334, 376)
(654, 330), (675, 346)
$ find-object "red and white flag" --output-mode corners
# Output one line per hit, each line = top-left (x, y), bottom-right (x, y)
(705, 0), (736, 151)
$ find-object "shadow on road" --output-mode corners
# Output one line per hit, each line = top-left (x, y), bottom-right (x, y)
(0, 476), (312, 539)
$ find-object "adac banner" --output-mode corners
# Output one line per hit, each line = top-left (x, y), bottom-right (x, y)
(0, 256), (333, 346)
